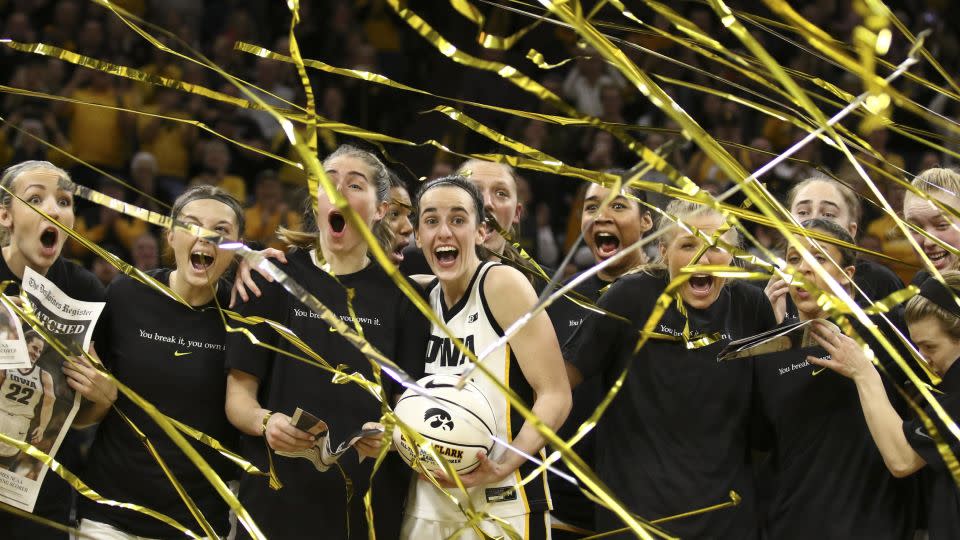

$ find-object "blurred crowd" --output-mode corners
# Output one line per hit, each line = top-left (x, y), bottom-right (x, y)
(1, 0), (959, 284)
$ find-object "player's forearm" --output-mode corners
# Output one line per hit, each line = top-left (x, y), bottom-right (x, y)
(38, 398), (54, 433)
(225, 383), (269, 437)
(855, 370), (923, 476)
(499, 388), (571, 474)
(72, 399), (111, 429)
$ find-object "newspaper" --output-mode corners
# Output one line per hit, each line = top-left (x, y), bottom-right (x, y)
(717, 318), (841, 361)
(0, 267), (104, 512)
(275, 408), (384, 472)
(0, 301), (30, 370)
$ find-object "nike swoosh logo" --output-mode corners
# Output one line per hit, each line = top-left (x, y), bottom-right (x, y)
(424, 379), (456, 389)
(915, 426), (933, 440)
(174, 351), (192, 357)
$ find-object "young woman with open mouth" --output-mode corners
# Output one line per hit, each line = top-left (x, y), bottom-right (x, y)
(766, 175), (904, 324)
(904, 168), (960, 285)
(73, 186), (249, 539)
(546, 178), (653, 539)
(0, 160), (105, 540)
(224, 144), (430, 539)
(380, 170), (414, 266)
(565, 200), (777, 539)
(809, 270), (960, 539)
(752, 218), (916, 539)
(402, 175), (571, 540)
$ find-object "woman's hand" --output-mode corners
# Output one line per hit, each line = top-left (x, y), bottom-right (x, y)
(264, 412), (315, 453)
(806, 321), (878, 383)
(431, 450), (510, 489)
(355, 422), (386, 459)
(764, 275), (789, 324)
(62, 344), (117, 407)
(231, 248), (287, 307)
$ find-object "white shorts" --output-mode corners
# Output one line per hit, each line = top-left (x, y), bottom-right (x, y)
(0, 412), (29, 457)
(401, 512), (551, 540)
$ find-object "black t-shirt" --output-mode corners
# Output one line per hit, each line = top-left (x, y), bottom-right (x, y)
(79, 269), (237, 538)
(225, 250), (429, 539)
(0, 256), (104, 540)
(753, 314), (916, 540)
(569, 271), (777, 539)
(903, 360), (960, 540)
(546, 271), (611, 530)
(855, 259), (904, 301)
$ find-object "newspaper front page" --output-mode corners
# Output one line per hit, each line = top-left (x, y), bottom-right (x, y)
(0, 267), (104, 512)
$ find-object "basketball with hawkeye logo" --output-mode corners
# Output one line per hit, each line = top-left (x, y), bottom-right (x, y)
(392, 374), (497, 474)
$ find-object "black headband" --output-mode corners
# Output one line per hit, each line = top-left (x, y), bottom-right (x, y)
(919, 277), (960, 319)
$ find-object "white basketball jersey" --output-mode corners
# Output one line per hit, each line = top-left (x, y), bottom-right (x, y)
(406, 262), (551, 522)
(0, 367), (44, 419)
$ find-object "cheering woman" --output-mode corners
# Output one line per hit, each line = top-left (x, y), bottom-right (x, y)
(402, 175), (570, 539)
(224, 145), (429, 538)
(566, 200), (777, 538)
(73, 186), (247, 538)
(0, 160), (104, 540)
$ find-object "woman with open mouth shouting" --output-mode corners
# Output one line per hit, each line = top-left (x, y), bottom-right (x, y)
(752, 218), (916, 539)
(74, 186), (251, 540)
(565, 200), (777, 539)
(0, 160), (105, 540)
(402, 175), (570, 540)
(546, 176), (654, 539)
(379, 169), (414, 266)
(224, 144), (430, 539)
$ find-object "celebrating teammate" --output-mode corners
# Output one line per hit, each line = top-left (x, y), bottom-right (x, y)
(0, 331), (54, 465)
(766, 175), (903, 322)
(547, 178), (654, 538)
(753, 218), (916, 538)
(904, 168), (960, 283)
(566, 200), (777, 538)
(381, 170), (414, 266)
(403, 175), (571, 539)
(0, 160), (105, 540)
(224, 144), (429, 538)
(809, 271), (960, 539)
(71, 186), (245, 538)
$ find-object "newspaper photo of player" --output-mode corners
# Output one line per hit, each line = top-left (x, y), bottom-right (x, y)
(0, 267), (104, 511)
(0, 331), (54, 476)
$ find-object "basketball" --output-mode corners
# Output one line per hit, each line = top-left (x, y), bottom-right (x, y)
(392, 374), (498, 474)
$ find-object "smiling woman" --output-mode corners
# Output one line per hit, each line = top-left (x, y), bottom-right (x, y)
(0, 161), (105, 540)
(404, 175), (570, 540)
(73, 185), (249, 539)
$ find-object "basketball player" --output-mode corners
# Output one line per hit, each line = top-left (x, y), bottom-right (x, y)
(903, 168), (960, 285)
(71, 186), (246, 539)
(382, 170), (414, 266)
(0, 331), (54, 466)
(809, 271), (960, 539)
(224, 145), (430, 538)
(566, 200), (777, 538)
(766, 175), (904, 323)
(0, 160), (105, 540)
(402, 175), (571, 539)
(547, 178), (653, 538)
(753, 219), (915, 539)
(399, 160), (527, 276)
